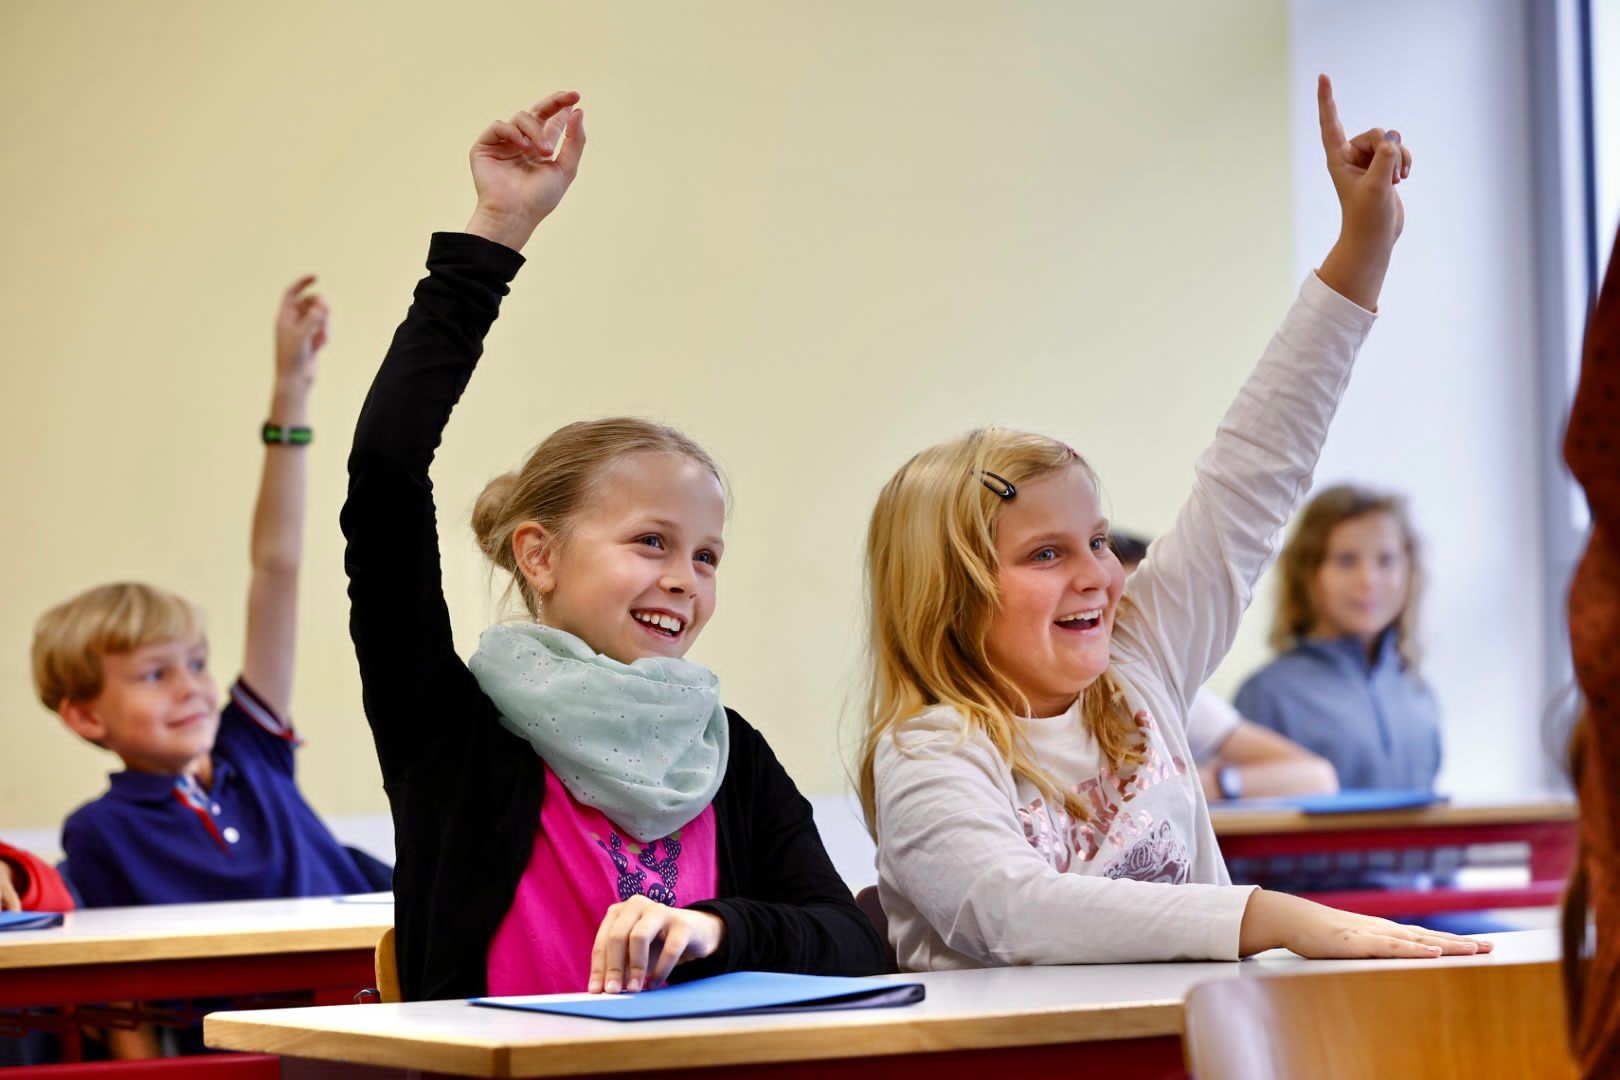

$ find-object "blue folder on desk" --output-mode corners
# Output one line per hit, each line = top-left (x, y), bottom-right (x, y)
(1288, 789), (1445, 815)
(0, 911), (64, 931)
(1221, 789), (1443, 815)
(471, 971), (925, 1022)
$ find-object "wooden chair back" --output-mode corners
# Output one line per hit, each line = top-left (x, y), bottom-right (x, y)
(1183, 960), (1575, 1080)
(374, 925), (401, 1004)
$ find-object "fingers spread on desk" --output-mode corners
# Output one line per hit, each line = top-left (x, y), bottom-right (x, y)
(589, 895), (673, 994)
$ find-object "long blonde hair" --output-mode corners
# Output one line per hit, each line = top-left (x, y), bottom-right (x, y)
(1269, 484), (1424, 671)
(858, 428), (1144, 834)
(471, 418), (723, 618)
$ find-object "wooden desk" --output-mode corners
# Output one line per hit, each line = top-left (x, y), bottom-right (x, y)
(0, 894), (392, 1008)
(204, 929), (1559, 1080)
(1211, 798), (1577, 917)
(1, 895), (391, 1076)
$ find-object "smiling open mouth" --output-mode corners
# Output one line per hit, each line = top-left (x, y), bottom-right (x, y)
(632, 610), (687, 638)
(1054, 609), (1104, 631)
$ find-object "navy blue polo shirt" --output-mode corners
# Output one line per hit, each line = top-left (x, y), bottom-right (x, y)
(61, 679), (373, 907)
(1234, 630), (1443, 792)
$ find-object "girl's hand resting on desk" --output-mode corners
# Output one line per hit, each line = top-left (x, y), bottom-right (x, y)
(588, 895), (726, 994)
(1239, 889), (1494, 959)
(465, 90), (587, 253)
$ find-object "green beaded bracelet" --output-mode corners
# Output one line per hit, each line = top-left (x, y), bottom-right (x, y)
(262, 422), (313, 446)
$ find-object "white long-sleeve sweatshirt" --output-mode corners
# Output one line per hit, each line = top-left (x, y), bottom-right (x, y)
(872, 273), (1376, 969)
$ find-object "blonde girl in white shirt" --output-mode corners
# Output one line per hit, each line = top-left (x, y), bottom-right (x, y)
(858, 78), (1492, 969)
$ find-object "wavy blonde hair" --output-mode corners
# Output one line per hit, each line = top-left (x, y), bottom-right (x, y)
(1269, 484), (1423, 671)
(858, 428), (1145, 834)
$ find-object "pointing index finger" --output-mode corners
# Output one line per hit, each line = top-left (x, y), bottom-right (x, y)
(528, 90), (581, 125)
(282, 274), (317, 303)
(1317, 73), (1347, 155)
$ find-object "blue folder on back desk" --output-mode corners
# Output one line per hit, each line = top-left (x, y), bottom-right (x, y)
(471, 971), (925, 1022)
(0, 911), (64, 931)
(1224, 789), (1446, 815)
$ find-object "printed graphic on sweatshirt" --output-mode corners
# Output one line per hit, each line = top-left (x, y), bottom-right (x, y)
(595, 830), (683, 905)
(1102, 820), (1189, 884)
(1016, 708), (1190, 880)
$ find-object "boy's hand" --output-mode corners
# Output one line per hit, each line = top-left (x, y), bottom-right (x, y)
(465, 90), (587, 253)
(1315, 74), (1412, 311)
(274, 275), (329, 391)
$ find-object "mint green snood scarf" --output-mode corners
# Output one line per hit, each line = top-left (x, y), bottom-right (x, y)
(468, 622), (729, 843)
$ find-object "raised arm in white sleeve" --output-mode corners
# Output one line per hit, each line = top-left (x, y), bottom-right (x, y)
(1111, 274), (1376, 723)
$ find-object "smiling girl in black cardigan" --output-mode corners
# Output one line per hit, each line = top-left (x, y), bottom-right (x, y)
(341, 90), (883, 1001)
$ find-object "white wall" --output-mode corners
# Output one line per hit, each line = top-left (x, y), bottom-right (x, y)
(1227, 0), (1564, 796)
(0, 1), (1295, 831)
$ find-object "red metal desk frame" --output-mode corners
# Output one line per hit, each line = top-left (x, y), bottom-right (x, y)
(2, 945), (373, 1078)
(1214, 810), (1577, 917)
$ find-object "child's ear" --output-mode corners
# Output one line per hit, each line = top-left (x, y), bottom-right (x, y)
(512, 522), (559, 598)
(58, 699), (108, 747)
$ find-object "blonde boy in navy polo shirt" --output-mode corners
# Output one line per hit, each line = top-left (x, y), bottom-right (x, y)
(34, 277), (379, 910)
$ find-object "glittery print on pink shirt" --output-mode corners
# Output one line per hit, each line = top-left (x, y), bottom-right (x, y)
(486, 764), (718, 995)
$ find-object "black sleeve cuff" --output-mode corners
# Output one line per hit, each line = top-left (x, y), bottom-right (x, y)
(672, 898), (748, 982)
(427, 231), (527, 281)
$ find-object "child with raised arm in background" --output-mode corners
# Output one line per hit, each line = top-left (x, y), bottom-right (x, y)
(39, 278), (380, 910)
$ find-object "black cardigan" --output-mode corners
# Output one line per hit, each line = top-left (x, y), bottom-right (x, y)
(342, 232), (885, 1001)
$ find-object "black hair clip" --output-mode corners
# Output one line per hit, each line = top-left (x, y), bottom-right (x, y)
(979, 471), (1017, 500)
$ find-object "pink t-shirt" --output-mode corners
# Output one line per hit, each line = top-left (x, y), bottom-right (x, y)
(486, 764), (719, 995)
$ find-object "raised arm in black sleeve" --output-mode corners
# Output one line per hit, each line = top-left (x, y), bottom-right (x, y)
(341, 232), (546, 1001)
(342, 231), (524, 772)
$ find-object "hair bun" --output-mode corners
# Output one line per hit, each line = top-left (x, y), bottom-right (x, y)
(471, 470), (521, 569)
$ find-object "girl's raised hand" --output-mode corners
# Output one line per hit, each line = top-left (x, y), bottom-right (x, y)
(587, 895), (726, 994)
(465, 90), (587, 253)
(1315, 75), (1411, 311)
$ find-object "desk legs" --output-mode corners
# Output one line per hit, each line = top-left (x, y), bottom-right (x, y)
(2, 951), (376, 1069)
(1527, 821), (1578, 882)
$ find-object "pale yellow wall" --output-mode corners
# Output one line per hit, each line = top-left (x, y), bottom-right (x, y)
(0, 0), (1291, 831)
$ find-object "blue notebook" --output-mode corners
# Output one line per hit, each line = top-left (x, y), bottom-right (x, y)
(0, 911), (64, 931)
(1291, 790), (1444, 815)
(1225, 790), (1445, 815)
(471, 971), (925, 1022)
